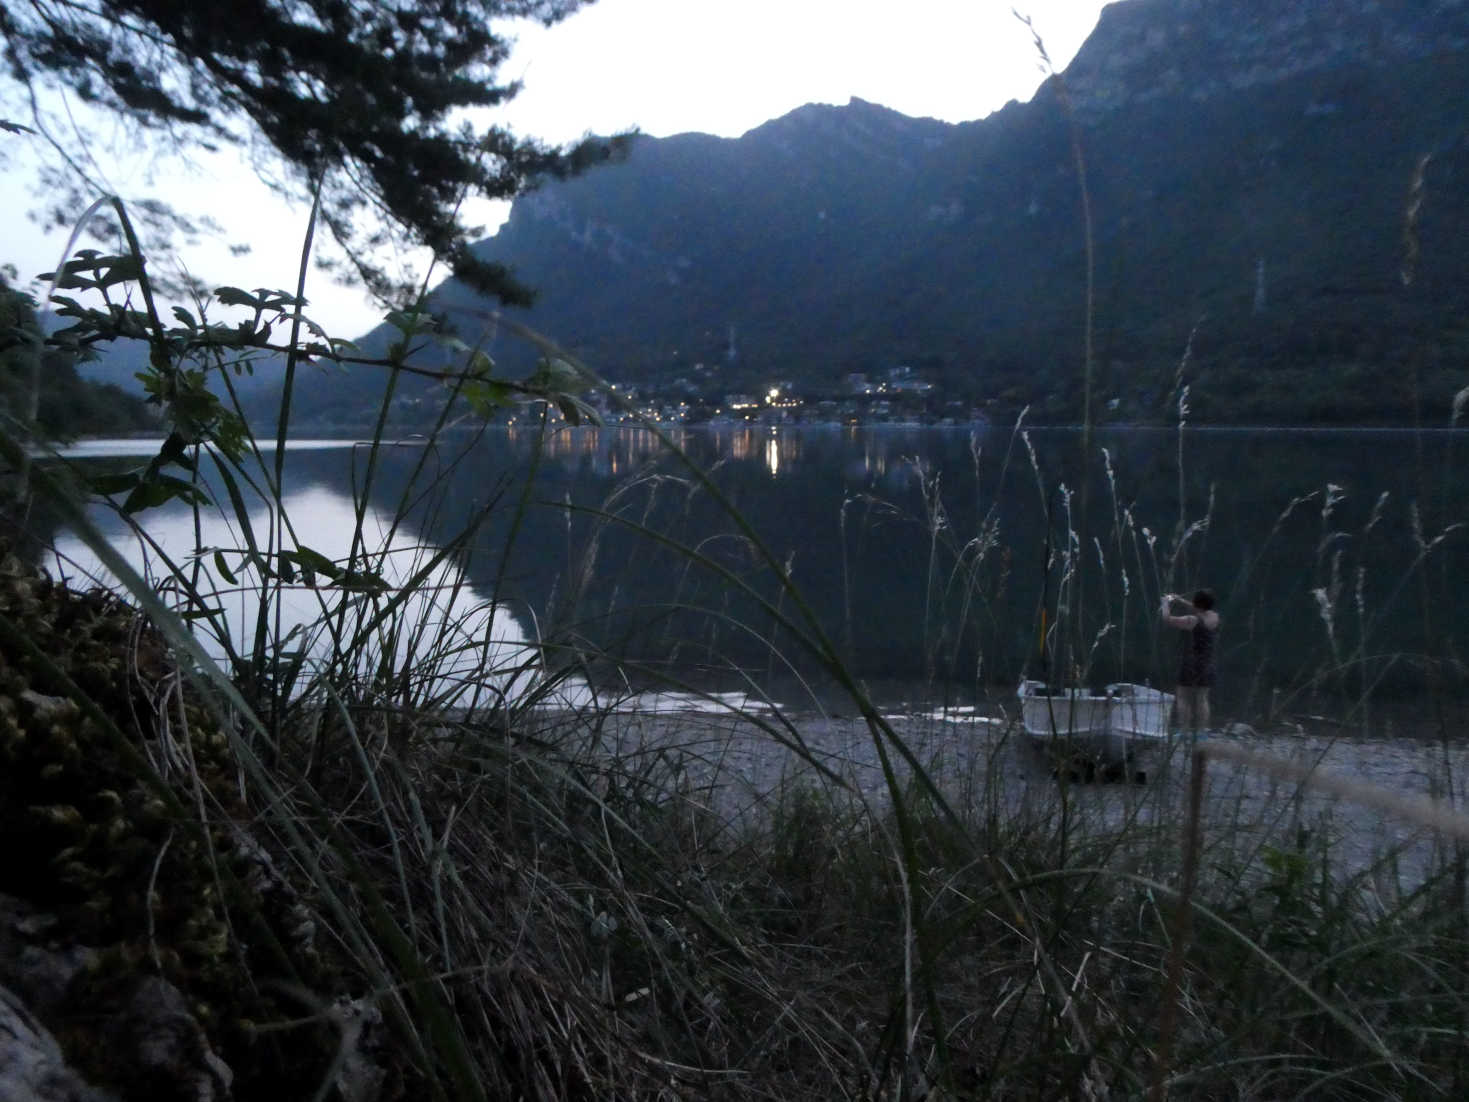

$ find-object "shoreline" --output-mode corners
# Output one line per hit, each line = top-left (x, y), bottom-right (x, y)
(575, 706), (1469, 888)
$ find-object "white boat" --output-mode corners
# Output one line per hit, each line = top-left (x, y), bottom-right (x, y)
(1016, 680), (1173, 777)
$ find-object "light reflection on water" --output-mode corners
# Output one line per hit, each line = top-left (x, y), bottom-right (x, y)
(521, 423), (810, 480)
(53, 485), (548, 707)
(263, 422), (923, 487)
(517, 424), (685, 477)
(52, 482), (776, 716)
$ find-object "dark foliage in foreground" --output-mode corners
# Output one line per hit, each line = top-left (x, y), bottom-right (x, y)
(3, 548), (1466, 1099)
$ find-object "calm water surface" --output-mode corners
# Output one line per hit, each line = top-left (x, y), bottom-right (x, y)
(36, 425), (1469, 717)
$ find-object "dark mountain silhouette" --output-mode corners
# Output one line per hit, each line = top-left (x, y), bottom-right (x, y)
(261, 0), (1469, 428)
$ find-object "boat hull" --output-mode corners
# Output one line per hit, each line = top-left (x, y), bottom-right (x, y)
(1016, 680), (1173, 770)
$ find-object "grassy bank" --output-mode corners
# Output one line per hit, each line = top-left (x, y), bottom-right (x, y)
(3, 559), (1468, 1098)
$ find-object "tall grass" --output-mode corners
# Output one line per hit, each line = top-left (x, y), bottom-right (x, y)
(2, 183), (1468, 1102)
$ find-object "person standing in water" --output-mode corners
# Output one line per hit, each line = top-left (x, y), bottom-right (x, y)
(1161, 589), (1220, 732)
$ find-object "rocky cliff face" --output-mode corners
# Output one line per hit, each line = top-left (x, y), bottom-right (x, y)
(1063, 0), (1469, 117)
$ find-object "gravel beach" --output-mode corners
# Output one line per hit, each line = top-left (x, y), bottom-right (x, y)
(584, 700), (1469, 890)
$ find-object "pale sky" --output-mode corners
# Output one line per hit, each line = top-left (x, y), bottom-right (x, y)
(1, 0), (1110, 337)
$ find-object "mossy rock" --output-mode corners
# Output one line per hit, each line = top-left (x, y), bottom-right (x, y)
(0, 547), (395, 1099)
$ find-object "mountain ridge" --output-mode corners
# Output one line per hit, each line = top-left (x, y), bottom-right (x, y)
(270, 0), (1469, 430)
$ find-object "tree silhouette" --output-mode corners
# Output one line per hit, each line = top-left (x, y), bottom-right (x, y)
(1, 0), (627, 302)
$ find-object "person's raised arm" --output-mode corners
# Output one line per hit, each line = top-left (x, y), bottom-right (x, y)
(1162, 593), (1218, 629)
(1161, 594), (1199, 630)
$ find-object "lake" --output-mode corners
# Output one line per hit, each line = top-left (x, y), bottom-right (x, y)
(29, 424), (1469, 721)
